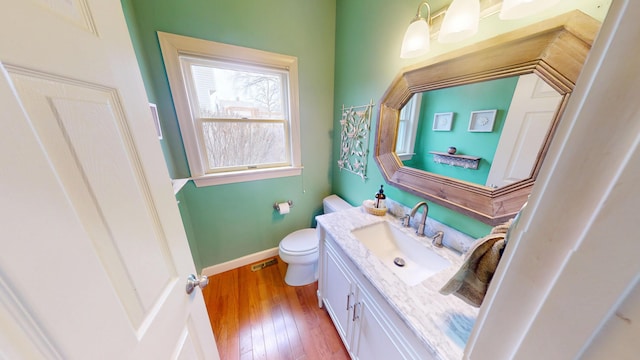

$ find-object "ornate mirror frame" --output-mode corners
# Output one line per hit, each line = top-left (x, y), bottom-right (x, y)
(375, 11), (600, 225)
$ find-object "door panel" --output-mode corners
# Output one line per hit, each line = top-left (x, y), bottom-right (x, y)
(352, 298), (404, 360)
(486, 73), (562, 188)
(0, 1), (218, 358)
(7, 67), (179, 324)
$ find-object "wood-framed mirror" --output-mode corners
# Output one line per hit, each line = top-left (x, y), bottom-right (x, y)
(374, 11), (600, 225)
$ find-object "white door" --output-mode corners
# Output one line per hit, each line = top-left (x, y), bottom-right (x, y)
(0, 1), (219, 359)
(485, 73), (562, 188)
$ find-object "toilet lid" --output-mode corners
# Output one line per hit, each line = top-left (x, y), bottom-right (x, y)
(281, 228), (318, 253)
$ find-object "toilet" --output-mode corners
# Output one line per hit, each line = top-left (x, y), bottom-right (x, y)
(279, 195), (352, 286)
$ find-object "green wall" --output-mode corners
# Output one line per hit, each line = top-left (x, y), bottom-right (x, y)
(122, 0), (611, 270)
(331, 0), (611, 239)
(405, 77), (519, 185)
(122, 0), (336, 270)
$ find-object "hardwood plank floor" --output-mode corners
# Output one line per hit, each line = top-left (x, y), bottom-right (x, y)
(202, 256), (350, 360)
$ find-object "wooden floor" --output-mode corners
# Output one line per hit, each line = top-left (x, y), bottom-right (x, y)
(202, 256), (349, 360)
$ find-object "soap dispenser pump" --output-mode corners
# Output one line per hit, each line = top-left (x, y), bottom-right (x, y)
(375, 185), (386, 209)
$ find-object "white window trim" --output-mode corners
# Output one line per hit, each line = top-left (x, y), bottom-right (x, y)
(157, 31), (302, 186)
(396, 94), (422, 161)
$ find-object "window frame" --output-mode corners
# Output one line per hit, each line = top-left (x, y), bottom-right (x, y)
(158, 32), (302, 186)
(395, 93), (422, 161)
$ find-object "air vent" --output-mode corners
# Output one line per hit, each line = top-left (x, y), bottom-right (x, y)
(251, 258), (278, 272)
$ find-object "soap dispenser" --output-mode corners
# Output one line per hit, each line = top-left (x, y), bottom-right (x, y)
(374, 185), (386, 209)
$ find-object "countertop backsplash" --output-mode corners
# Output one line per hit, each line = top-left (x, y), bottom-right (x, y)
(384, 198), (477, 254)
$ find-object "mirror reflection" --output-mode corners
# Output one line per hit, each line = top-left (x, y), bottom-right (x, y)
(396, 73), (562, 189)
(375, 11), (600, 225)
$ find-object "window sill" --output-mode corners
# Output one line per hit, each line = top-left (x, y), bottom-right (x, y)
(171, 178), (190, 194)
(191, 166), (303, 187)
(397, 153), (415, 161)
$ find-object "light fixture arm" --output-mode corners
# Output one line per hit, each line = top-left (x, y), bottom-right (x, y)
(412, 1), (432, 25)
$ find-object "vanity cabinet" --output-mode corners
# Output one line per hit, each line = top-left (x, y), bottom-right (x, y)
(319, 231), (436, 360)
(322, 241), (357, 352)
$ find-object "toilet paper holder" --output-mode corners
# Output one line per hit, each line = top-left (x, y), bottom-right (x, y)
(273, 200), (294, 211)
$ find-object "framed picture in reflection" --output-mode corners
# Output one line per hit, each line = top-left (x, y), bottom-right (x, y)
(432, 112), (453, 131)
(468, 109), (497, 132)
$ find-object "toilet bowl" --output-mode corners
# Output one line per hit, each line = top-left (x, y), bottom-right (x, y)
(279, 195), (352, 286)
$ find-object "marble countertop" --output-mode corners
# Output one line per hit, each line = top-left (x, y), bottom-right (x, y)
(316, 207), (479, 360)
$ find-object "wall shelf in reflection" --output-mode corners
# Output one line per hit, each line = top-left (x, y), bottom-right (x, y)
(429, 151), (481, 170)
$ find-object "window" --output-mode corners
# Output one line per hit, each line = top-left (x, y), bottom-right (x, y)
(158, 32), (301, 186)
(396, 94), (422, 161)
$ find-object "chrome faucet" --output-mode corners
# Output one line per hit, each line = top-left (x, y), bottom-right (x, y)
(404, 201), (429, 236)
(402, 201), (444, 247)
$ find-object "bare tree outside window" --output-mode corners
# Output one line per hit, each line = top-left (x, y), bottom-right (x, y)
(233, 72), (283, 118)
(190, 63), (289, 171)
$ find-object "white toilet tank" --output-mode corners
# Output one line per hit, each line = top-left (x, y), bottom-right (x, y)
(323, 194), (352, 214)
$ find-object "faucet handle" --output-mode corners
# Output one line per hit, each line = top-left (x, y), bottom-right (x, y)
(400, 214), (410, 227)
(432, 231), (444, 248)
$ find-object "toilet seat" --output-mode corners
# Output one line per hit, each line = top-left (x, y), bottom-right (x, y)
(280, 228), (317, 255)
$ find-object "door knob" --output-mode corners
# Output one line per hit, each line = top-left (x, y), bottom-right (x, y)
(186, 274), (209, 294)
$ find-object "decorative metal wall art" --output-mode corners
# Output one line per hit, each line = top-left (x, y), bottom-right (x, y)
(337, 100), (375, 181)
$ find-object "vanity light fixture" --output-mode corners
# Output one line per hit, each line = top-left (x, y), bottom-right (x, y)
(400, 1), (432, 59)
(400, 0), (563, 58)
(438, 0), (480, 43)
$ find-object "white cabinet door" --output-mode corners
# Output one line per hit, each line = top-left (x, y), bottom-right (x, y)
(321, 236), (415, 360)
(0, 1), (219, 359)
(322, 242), (356, 351)
(352, 296), (405, 360)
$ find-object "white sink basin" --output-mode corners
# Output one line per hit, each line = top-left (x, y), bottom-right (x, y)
(351, 221), (451, 286)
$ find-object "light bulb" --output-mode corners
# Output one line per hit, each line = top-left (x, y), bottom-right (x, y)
(438, 0), (480, 44)
(400, 19), (431, 59)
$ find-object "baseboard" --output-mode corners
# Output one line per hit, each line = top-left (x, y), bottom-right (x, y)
(202, 247), (279, 277)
